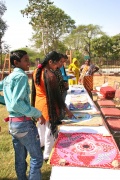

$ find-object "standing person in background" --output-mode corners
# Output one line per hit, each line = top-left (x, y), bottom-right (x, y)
(79, 59), (91, 84)
(31, 51), (74, 161)
(54, 53), (69, 119)
(79, 58), (99, 96)
(68, 58), (80, 85)
(0, 50), (44, 180)
(54, 53), (66, 102)
(60, 54), (70, 102)
(54, 54), (69, 103)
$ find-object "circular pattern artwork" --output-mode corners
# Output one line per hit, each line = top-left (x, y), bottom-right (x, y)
(50, 133), (120, 169)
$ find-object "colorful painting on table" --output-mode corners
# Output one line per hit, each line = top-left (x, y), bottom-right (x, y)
(70, 95), (88, 103)
(62, 113), (103, 126)
(69, 102), (91, 110)
(68, 95), (91, 111)
(49, 132), (120, 169)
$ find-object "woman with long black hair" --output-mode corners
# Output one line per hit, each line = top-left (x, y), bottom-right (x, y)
(31, 51), (74, 161)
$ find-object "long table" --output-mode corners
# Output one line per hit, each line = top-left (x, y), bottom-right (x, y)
(50, 85), (120, 180)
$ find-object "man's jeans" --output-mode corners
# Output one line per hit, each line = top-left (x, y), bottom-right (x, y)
(9, 119), (43, 180)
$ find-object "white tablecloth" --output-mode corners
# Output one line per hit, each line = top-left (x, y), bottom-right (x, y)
(50, 166), (120, 180)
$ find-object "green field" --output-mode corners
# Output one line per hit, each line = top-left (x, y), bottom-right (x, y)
(0, 106), (51, 180)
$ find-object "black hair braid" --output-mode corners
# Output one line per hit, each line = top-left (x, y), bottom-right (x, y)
(35, 51), (60, 85)
(43, 66), (66, 136)
(35, 60), (48, 85)
(31, 77), (36, 107)
(43, 69), (59, 136)
(35, 68), (42, 85)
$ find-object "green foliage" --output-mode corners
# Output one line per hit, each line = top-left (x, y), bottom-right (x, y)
(21, 1), (75, 54)
(92, 34), (120, 60)
(92, 35), (112, 58)
(0, 1), (7, 35)
(111, 34), (120, 60)
(72, 50), (84, 65)
(0, 1), (8, 53)
(64, 24), (105, 58)
(64, 24), (120, 61)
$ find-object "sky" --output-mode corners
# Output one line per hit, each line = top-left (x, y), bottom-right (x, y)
(2, 0), (120, 50)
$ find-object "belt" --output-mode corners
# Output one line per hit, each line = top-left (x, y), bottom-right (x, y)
(9, 116), (31, 122)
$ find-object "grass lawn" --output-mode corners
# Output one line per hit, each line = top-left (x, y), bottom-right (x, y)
(0, 75), (119, 179)
(0, 104), (51, 180)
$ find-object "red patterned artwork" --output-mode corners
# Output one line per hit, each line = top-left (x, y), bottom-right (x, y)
(49, 133), (120, 169)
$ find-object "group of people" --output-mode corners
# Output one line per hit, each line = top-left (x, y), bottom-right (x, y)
(0, 50), (74, 180)
(0, 49), (99, 180)
(67, 57), (99, 96)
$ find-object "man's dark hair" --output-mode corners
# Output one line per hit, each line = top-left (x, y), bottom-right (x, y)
(10, 50), (27, 66)
(64, 55), (68, 59)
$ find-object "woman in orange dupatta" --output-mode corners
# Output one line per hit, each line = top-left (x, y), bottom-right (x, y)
(31, 51), (74, 161)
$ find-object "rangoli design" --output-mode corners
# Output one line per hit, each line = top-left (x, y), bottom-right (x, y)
(69, 95), (91, 110)
(62, 113), (103, 126)
(50, 133), (120, 169)
(69, 102), (91, 110)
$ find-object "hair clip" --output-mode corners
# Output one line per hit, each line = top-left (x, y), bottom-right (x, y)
(37, 64), (42, 69)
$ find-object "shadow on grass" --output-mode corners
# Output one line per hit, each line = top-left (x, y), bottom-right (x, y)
(0, 174), (51, 180)
(42, 169), (51, 180)
(41, 157), (52, 180)
(0, 167), (51, 180)
(0, 179), (17, 180)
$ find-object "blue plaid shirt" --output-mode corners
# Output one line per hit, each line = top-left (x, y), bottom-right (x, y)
(0, 68), (41, 118)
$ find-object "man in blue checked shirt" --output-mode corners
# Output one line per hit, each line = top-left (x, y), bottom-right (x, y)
(0, 50), (45, 180)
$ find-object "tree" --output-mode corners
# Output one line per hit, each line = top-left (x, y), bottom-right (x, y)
(64, 24), (105, 59)
(111, 34), (120, 60)
(0, 1), (8, 69)
(21, 0), (75, 54)
(92, 35), (112, 58)
(0, 1), (7, 37)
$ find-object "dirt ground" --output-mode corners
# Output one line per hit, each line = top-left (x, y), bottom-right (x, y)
(93, 75), (120, 88)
